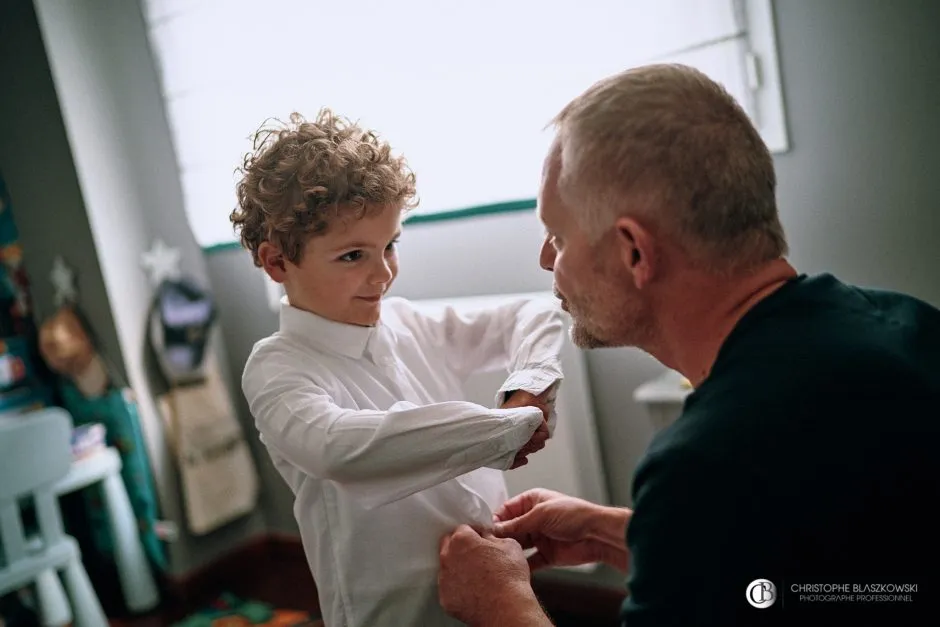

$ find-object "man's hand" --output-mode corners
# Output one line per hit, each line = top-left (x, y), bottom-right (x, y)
(501, 390), (552, 469)
(493, 488), (631, 572)
(438, 525), (547, 626)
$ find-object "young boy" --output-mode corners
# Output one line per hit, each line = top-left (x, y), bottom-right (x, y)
(232, 109), (566, 627)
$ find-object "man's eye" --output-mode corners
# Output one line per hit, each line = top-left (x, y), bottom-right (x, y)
(339, 250), (363, 262)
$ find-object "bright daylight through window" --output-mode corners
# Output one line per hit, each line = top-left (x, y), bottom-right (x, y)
(142, 0), (788, 249)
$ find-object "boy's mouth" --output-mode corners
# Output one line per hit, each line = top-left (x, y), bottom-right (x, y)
(357, 295), (383, 303)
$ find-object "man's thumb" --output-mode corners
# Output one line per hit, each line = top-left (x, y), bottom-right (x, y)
(493, 509), (537, 540)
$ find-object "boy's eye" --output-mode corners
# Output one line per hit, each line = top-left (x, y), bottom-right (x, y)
(385, 239), (399, 252)
(339, 250), (363, 262)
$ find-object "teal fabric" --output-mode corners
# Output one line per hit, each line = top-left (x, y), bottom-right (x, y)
(59, 382), (168, 573)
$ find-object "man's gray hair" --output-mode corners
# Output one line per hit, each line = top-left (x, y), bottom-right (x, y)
(550, 63), (787, 271)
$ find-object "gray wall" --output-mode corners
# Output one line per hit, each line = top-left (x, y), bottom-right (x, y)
(772, 1), (940, 302)
(0, 0), (123, 374)
(208, 0), (940, 552)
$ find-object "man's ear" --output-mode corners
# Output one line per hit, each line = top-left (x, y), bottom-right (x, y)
(614, 216), (655, 288)
(258, 242), (288, 283)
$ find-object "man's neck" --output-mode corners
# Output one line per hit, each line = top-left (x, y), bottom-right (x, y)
(650, 258), (798, 387)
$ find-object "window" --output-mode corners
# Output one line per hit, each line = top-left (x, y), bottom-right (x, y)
(142, 0), (788, 250)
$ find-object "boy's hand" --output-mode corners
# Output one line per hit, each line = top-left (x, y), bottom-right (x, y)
(501, 390), (551, 469)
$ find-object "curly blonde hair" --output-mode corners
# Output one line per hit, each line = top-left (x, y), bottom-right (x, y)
(231, 109), (418, 266)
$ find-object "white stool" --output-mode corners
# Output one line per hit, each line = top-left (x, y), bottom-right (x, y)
(53, 447), (160, 613)
(0, 408), (109, 627)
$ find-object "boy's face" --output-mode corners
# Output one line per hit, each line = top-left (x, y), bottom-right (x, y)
(261, 205), (403, 327)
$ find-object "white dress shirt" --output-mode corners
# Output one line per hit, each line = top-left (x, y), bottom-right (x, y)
(241, 295), (565, 627)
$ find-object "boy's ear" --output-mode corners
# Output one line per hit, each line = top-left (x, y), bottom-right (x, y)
(258, 242), (287, 283)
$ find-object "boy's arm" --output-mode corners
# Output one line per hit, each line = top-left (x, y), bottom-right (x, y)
(401, 295), (566, 413)
(243, 361), (544, 509)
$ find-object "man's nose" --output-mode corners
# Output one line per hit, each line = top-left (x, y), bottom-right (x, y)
(539, 237), (555, 271)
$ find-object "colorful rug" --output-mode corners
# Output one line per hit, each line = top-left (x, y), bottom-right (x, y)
(172, 593), (323, 627)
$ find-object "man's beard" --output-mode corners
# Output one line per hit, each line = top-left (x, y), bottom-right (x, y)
(569, 314), (609, 349)
(559, 242), (655, 350)
(565, 288), (654, 350)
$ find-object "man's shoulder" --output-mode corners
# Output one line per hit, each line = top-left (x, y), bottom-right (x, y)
(710, 273), (940, 408)
(742, 272), (940, 352)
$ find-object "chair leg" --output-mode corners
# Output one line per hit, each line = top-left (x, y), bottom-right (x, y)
(101, 470), (159, 612)
(34, 568), (72, 627)
(61, 557), (108, 627)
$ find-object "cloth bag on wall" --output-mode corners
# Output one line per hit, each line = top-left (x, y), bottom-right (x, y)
(149, 278), (258, 536)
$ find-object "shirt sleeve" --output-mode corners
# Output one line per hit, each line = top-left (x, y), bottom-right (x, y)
(242, 351), (544, 510)
(397, 295), (566, 412)
(621, 447), (783, 626)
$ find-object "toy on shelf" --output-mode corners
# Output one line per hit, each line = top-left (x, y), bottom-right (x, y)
(39, 304), (110, 399)
(71, 422), (107, 460)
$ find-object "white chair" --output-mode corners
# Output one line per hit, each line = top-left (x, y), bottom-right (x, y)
(0, 407), (108, 627)
(52, 446), (159, 613)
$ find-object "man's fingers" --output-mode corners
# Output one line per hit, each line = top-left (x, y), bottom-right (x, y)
(493, 507), (539, 542)
(444, 524), (477, 547)
(453, 524), (480, 539)
(494, 490), (543, 522)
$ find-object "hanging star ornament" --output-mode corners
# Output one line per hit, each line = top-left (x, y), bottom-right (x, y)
(141, 238), (182, 288)
(50, 255), (78, 306)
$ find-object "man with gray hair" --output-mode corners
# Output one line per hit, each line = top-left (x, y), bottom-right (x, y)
(437, 64), (940, 625)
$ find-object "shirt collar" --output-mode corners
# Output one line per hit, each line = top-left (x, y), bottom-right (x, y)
(278, 295), (378, 360)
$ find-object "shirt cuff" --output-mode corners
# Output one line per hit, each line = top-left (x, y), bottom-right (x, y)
(495, 369), (563, 405)
(495, 369), (562, 435)
(481, 406), (545, 471)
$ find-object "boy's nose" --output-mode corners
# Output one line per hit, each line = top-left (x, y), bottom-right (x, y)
(371, 259), (393, 283)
